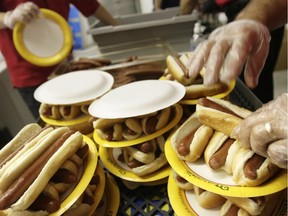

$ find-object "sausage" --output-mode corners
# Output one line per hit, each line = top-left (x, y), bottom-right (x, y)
(171, 55), (189, 77)
(243, 154), (266, 180)
(209, 138), (235, 169)
(29, 194), (61, 213)
(177, 126), (200, 156)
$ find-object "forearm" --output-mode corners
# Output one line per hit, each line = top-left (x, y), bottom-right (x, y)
(154, 0), (162, 10)
(180, 0), (198, 15)
(93, 5), (119, 26)
(236, 0), (287, 30)
(0, 12), (7, 29)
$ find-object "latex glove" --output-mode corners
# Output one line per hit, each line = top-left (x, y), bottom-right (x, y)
(187, 20), (271, 88)
(3, 2), (40, 29)
(232, 93), (288, 169)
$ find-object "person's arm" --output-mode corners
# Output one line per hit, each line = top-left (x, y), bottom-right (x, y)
(179, 0), (199, 15)
(0, 2), (39, 30)
(93, 4), (119, 26)
(154, 0), (163, 11)
(236, 0), (287, 31)
(0, 13), (6, 29)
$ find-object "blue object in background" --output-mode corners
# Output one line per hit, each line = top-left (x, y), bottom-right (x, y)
(68, 5), (83, 50)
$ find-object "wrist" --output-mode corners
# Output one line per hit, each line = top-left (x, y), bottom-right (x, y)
(2, 11), (13, 29)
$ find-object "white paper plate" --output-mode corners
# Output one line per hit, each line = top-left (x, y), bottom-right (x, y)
(13, 9), (73, 67)
(34, 70), (114, 105)
(168, 173), (220, 216)
(88, 80), (185, 118)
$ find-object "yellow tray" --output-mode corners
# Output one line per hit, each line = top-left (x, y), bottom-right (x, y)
(179, 79), (236, 105)
(99, 146), (171, 183)
(88, 164), (106, 216)
(165, 136), (287, 198)
(40, 114), (91, 126)
(93, 173), (120, 216)
(13, 9), (72, 67)
(50, 135), (98, 215)
(93, 104), (183, 147)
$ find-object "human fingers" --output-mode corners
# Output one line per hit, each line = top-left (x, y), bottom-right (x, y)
(204, 38), (230, 86)
(232, 110), (274, 148)
(188, 39), (214, 80)
(267, 140), (287, 169)
(249, 119), (288, 157)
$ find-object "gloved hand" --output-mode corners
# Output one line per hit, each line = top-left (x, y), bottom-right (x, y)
(187, 20), (271, 89)
(232, 93), (288, 169)
(3, 2), (40, 29)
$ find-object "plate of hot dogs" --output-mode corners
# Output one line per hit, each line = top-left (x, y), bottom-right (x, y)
(165, 97), (287, 197)
(162, 53), (236, 104)
(0, 124), (99, 215)
(89, 80), (185, 147)
(99, 134), (171, 182)
(168, 171), (287, 216)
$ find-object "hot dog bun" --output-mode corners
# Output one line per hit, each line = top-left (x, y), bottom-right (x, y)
(166, 54), (194, 86)
(93, 106), (175, 141)
(196, 97), (252, 136)
(220, 200), (250, 216)
(170, 113), (214, 162)
(193, 185), (226, 209)
(119, 136), (168, 177)
(204, 131), (241, 174)
(223, 195), (266, 215)
(172, 170), (194, 191)
(0, 124), (89, 215)
(232, 148), (280, 187)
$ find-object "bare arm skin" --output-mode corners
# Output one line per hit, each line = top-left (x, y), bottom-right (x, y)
(236, 0), (287, 30)
(93, 4), (119, 26)
(0, 13), (6, 29)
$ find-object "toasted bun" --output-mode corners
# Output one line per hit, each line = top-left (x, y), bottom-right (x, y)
(171, 113), (214, 162)
(196, 97), (252, 136)
(232, 148), (280, 186)
(193, 186), (226, 209)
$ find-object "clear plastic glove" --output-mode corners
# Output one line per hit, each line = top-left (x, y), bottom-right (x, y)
(187, 20), (271, 88)
(3, 2), (40, 29)
(232, 93), (288, 169)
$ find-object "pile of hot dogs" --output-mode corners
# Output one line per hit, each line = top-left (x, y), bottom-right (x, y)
(0, 124), (101, 215)
(169, 96), (285, 215)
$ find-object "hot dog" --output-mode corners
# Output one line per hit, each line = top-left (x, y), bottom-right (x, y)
(93, 106), (174, 141)
(196, 97), (252, 136)
(0, 124), (89, 215)
(170, 113), (214, 162)
(165, 54), (230, 99)
(222, 195), (266, 216)
(232, 148), (280, 187)
(40, 103), (87, 121)
(117, 136), (168, 176)
(172, 170), (194, 191)
(220, 200), (250, 216)
(166, 54), (194, 86)
(204, 131), (241, 174)
(193, 185), (226, 209)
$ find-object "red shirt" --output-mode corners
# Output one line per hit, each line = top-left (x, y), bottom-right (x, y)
(0, 0), (100, 88)
(215, 0), (234, 6)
